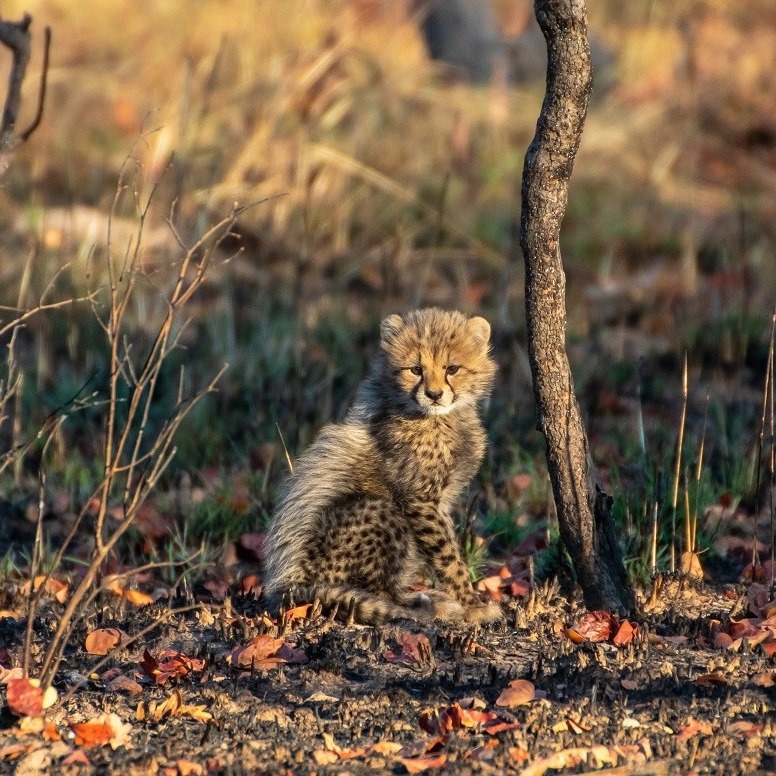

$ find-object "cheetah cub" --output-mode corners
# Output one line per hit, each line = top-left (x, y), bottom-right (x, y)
(262, 308), (502, 625)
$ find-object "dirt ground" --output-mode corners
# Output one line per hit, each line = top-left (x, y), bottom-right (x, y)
(1, 577), (775, 776)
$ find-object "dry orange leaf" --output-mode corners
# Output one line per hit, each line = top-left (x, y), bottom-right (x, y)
(612, 619), (639, 647)
(70, 713), (131, 750)
(677, 719), (713, 742)
(696, 672), (728, 686)
(85, 627), (130, 656)
(398, 753), (448, 773)
(564, 628), (586, 644)
(21, 576), (68, 604)
(71, 720), (115, 749)
(729, 720), (764, 735)
(125, 589), (155, 607)
(372, 741), (403, 755)
(495, 679), (535, 708)
(43, 722), (61, 741)
(285, 604), (312, 620)
(751, 672), (776, 687)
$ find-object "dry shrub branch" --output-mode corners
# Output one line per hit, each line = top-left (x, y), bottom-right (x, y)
(9, 153), (241, 690)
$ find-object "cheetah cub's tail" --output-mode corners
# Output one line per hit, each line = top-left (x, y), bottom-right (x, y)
(267, 585), (465, 625)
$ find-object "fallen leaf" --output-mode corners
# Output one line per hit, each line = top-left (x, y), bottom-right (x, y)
(70, 713), (131, 750)
(564, 628), (586, 644)
(696, 672), (728, 686)
(139, 649), (205, 684)
(105, 674), (143, 695)
(729, 720), (764, 735)
(0, 744), (30, 760)
(230, 638), (307, 670)
(747, 583), (770, 617)
(61, 750), (91, 766)
(574, 611), (618, 642)
(71, 720), (116, 749)
(372, 741), (403, 755)
(464, 738), (498, 761)
(311, 750), (339, 765)
(612, 619), (639, 647)
(43, 722), (61, 741)
(85, 628), (131, 656)
(284, 604), (312, 620)
(21, 576), (69, 604)
(274, 643), (308, 665)
(763, 641), (776, 658)
(495, 679), (535, 708)
(124, 589), (155, 607)
(397, 753), (448, 773)
(751, 672), (776, 687)
(507, 579), (531, 597)
(6, 677), (54, 717)
(383, 633), (433, 667)
(677, 719), (713, 742)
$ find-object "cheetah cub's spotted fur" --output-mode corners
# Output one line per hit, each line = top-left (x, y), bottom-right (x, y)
(262, 308), (501, 625)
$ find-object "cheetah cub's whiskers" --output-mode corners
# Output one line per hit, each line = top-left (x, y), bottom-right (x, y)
(262, 308), (502, 625)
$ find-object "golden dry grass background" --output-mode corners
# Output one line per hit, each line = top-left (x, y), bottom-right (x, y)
(0, 0), (774, 468)
(0, 0), (772, 283)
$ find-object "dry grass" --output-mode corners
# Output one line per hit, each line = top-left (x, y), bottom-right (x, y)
(0, 0), (774, 584)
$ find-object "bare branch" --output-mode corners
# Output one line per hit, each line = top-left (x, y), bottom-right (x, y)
(0, 13), (32, 144)
(0, 12), (51, 161)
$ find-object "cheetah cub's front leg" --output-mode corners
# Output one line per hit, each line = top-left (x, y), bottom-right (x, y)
(412, 503), (503, 624)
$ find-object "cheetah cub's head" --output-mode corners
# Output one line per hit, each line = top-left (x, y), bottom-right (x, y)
(380, 308), (497, 416)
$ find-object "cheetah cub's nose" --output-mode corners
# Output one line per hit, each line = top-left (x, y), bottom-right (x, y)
(424, 388), (443, 401)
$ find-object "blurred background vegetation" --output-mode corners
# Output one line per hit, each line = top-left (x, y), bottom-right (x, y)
(0, 0), (774, 583)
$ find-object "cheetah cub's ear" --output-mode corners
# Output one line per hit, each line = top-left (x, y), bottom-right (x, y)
(380, 314), (404, 342)
(466, 316), (491, 346)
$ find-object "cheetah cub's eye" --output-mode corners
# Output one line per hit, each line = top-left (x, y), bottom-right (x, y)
(445, 365), (460, 375)
(409, 365), (423, 376)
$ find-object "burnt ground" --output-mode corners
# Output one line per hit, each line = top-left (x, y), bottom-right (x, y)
(1, 578), (775, 775)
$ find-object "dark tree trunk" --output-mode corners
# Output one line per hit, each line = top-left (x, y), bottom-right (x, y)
(0, 12), (50, 173)
(519, 0), (636, 614)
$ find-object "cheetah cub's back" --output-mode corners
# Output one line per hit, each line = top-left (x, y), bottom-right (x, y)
(262, 308), (501, 625)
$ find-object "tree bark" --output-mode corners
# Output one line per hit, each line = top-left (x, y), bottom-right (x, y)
(0, 13), (50, 172)
(519, 0), (636, 614)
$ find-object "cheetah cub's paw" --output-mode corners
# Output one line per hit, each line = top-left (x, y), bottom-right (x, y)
(465, 600), (503, 625)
